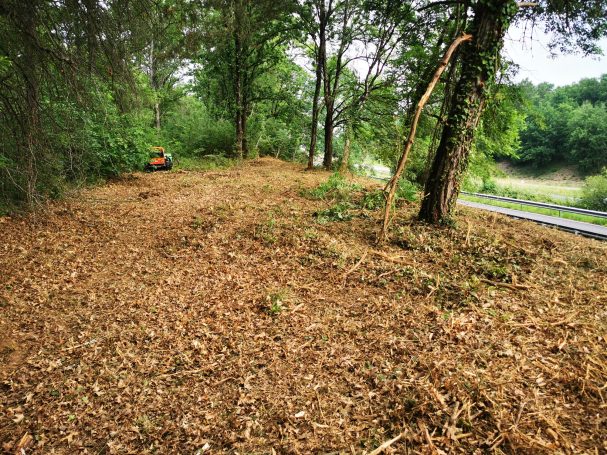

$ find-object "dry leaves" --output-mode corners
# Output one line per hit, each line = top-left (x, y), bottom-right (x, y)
(0, 158), (606, 454)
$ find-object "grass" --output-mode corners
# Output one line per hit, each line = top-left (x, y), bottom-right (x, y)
(494, 177), (582, 201)
(460, 194), (607, 226)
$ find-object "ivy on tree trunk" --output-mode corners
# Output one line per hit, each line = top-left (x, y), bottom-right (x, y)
(419, 0), (518, 225)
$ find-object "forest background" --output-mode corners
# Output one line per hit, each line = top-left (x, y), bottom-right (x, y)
(1, 0), (606, 217)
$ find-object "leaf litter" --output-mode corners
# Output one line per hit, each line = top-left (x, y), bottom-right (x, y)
(0, 158), (606, 454)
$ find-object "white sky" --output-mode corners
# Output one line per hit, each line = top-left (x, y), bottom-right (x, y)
(504, 26), (607, 86)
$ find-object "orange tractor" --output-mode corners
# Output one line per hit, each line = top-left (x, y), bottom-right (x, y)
(145, 146), (173, 171)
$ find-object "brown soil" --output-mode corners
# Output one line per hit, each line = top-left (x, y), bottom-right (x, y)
(1, 158), (606, 454)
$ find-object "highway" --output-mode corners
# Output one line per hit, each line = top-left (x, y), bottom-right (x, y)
(458, 200), (607, 240)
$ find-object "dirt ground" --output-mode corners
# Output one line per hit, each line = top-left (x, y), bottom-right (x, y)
(1, 158), (606, 454)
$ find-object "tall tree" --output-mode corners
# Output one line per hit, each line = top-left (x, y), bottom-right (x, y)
(0, 0), (153, 207)
(200, 0), (296, 158)
(143, 0), (202, 130)
(419, 0), (607, 224)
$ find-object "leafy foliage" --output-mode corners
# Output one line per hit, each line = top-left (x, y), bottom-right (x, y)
(305, 173), (362, 201)
(580, 169), (607, 211)
(514, 76), (607, 174)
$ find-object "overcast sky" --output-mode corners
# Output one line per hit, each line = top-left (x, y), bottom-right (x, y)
(503, 26), (607, 86)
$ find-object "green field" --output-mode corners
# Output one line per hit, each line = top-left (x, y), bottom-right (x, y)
(494, 177), (582, 202)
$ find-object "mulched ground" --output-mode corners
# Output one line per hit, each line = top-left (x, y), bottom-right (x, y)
(1, 158), (605, 454)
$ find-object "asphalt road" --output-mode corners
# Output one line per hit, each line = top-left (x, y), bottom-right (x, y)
(458, 199), (607, 240)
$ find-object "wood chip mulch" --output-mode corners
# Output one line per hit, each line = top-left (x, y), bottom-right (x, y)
(1, 158), (606, 454)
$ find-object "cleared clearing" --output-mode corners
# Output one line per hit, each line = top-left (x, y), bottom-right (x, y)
(1, 158), (606, 454)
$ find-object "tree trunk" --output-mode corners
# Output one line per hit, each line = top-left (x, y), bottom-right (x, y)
(339, 124), (351, 174)
(307, 45), (322, 169)
(235, 108), (244, 159)
(149, 38), (161, 130)
(22, 3), (41, 208)
(323, 111), (334, 169)
(233, 2), (245, 159)
(419, 0), (516, 225)
(378, 33), (472, 241)
(154, 102), (161, 130)
(242, 108), (249, 158)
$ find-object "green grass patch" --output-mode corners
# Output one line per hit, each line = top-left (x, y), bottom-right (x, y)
(460, 194), (607, 226)
(303, 173), (362, 201)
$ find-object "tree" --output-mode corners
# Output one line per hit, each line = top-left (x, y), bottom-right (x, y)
(0, 0), (154, 208)
(199, 0), (297, 158)
(419, 0), (607, 224)
(143, 0), (202, 130)
(567, 102), (607, 172)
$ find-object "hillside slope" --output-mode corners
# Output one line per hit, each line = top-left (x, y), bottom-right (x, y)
(1, 158), (606, 453)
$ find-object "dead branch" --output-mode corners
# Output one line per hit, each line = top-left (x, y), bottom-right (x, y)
(367, 432), (404, 455)
(480, 278), (529, 291)
(379, 33), (473, 242)
(342, 251), (368, 285)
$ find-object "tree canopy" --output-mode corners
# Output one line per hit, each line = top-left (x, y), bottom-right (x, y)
(1, 0), (606, 223)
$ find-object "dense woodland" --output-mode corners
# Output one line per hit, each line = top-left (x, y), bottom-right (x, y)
(1, 0), (607, 220)
(514, 75), (607, 173)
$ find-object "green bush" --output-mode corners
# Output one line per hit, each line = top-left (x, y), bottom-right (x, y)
(360, 178), (417, 211)
(580, 170), (607, 211)
(306, 173), (362, 201)
(360, 189), (385, 210)
(255, 118), (298, 159)
(481, 179), (498, 193)
(315, 202), (354, 223)
(395, 178), (419, 203)
(161, 97), (235, 157)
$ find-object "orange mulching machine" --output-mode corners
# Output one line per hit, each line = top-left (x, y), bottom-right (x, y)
(144, 146), (173, 171)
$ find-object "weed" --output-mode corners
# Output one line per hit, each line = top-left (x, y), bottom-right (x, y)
(360, 189), (385, 210)
(304, 173), (362, 202)
(303, 228), (318, 239)
(135, 414), (155, 435)
(359, 179), (417, 212)
(265, 288), (291, 316)
(191, 216), (204, 229)
(395, 178), (418, 203)
(315, 202), (353, 223)
(256, 215), (277, 244)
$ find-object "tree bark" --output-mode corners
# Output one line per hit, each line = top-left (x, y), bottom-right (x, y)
(233, 1), (245, 159)
(419, 0), (517, 225)
(307, 43), (323, 169)
(339, 123), (351, 174)
(22, 3), (41, 207)
(150, 39), (161, 130)
(323, 111), (334, 168)
(154, 102), (161, 130)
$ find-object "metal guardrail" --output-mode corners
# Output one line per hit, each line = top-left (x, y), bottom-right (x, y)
(460, 191), (607, 219)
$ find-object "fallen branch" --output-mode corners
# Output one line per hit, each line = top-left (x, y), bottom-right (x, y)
(60, 338), (99, 352)
(379, 33), (473, 242)
(372, 250), (411, 266)
(342, 251), (368, 285)
(480, 278), (529, 291)
(367, 432), (404, 455)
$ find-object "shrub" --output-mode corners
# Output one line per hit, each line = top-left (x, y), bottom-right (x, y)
(580, 169), (607, 211)
(315, 202), (354, 223)
(395, 178), (418, 203)
(306, 173), (362, 201)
